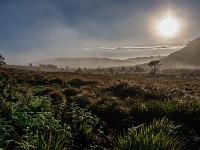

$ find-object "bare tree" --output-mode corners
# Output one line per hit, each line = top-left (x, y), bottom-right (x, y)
(0, 55), (6, 67)
(148, 60), (161, 75)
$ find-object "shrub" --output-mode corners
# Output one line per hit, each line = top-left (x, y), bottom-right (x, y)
(67, 78), (94, 88)
(0, 119), (14, 148)
(33, 75), (50, 85)
(62, 88), (79, 98)
(7, 95), (72, 149)
(34, 88), (54, 96)
(106, 83), (142, 98)
(0, 101), (12, 118)
(49, 78), (64, 85)
(30, 95), (52, 112)
(89, 102), (132, 133)
(63, 103), (109, 149)
(74, 95), (90, 107)
(49, 91), (65, 104)
(0, 73), (9, 101)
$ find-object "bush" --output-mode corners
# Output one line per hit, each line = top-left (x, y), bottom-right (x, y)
(74, 95), (90, 107)
(107, 83), (142, 98)
(62, 88), (79, 98)
(63, 103), (110, 149)
(49, 91), (65, 104)
(89, 103), (132, 133)
(49, 78), (64, 85)
(0, 94), (72, 149)
(34, 88), (54, 96)
(33, 75), (50, 85)
(0, 119), (14, 148)
(67, 78), (94, 88)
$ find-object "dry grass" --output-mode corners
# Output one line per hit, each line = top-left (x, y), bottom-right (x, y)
(1, 67), (200, 149)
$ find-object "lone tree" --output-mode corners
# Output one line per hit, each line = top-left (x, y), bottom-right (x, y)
(0, 55), (6, 67)
(148, 60), (161, 75)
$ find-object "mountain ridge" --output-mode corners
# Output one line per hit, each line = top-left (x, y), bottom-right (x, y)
(160, 37), (200, 68)
(33, 56), (164, 68)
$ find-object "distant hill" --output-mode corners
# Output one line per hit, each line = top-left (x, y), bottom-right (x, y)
(160, 37), (200, 68)
(32, 56), (164, 68)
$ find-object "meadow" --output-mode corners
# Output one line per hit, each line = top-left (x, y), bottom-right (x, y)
(1, 67), (200, 150)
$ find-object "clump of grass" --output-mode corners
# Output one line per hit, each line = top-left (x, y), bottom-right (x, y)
(115, 118), (186, 150)
(36, 124), (72, 150)
(107, 83), (171, 100)
(62, 87), (79, 98)
(1, 67), (200, 149)
(32, 75), (50, 85)
(143, 86), (170, 100)
(129, 100), (200, 125)
(106, 83), (142, 98)
(73, 95), (91, 107)
(67, 78), (95, 88)
(49, 78), (64, 85)
(49, 91), (65, 104)
(0, 119), (14, 148)
(34, 87), (54, 96)
(63, 103), (110, 149)
(89, 102), (132, 132)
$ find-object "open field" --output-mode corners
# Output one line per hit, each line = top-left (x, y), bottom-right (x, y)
(1, 67), (200, 149)
(1, 0), (200, 149)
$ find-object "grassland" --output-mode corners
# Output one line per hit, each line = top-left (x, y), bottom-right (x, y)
(1, 67), (200, 149)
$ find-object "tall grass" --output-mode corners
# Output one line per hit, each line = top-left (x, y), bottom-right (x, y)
(1, 68), (200, 149)
(130, 100), (200, 126)
(115, 118), (186, 150)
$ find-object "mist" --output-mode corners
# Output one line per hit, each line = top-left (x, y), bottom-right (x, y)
(0, 0), (200, 65)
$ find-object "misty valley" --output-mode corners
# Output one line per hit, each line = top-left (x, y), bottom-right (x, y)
(1, 0), (200, 149)
(0, 37), (200, 149)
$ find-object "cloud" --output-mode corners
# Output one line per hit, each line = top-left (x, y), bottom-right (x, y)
(82, 45), (183, 52)
(153, 45), (170, 49)
(80, 45), (183, 59)
(0, 0), (198, 65)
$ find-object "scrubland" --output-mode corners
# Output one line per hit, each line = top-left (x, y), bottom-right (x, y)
(1, 67), (200, 149)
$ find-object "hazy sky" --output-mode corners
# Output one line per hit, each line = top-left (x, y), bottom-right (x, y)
(0, 0), (200, 65)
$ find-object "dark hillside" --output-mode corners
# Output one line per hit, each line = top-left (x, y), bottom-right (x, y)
(161, 37), (200, 68)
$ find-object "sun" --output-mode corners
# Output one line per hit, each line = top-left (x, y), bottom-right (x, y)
(157, 16), (179, 37)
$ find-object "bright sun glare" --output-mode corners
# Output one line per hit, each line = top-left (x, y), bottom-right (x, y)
(158, 15), (179, 37)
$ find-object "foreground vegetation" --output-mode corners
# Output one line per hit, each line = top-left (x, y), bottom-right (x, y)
(1, 67), (200, 149)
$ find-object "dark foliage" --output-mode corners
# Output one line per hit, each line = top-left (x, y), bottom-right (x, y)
(0, 68), (200, 149)
(67, 78), (95, 87)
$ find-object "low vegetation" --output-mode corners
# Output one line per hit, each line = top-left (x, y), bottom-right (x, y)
(116, 118), (186, 150)
(1, 67), (200, 149)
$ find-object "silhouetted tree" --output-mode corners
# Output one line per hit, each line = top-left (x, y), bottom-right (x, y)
(0, 55), (6, 67)
(148, 60), (161, 75)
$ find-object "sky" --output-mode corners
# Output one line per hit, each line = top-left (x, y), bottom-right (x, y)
(0, 0), (200, 65)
